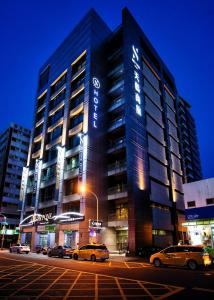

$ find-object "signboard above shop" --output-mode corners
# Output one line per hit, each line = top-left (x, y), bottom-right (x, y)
(20, 212), (84, 227)
(89, 219), (102, 229)
(185, 206), (214, 221)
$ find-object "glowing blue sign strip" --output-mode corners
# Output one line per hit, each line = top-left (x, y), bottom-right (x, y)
(92, 77), (100, 128)
(132, 45), (142, 116)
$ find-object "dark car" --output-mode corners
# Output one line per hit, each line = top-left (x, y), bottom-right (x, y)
(47, 245), (73, 258)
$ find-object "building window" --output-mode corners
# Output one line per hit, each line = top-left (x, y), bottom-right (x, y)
(50, 73), (67, 96)
(68, 135), (80, 149)
(206, 198), (214, 205)
(187, 201), (196, 208)
(64, 178), (78, 196)
(38, 66), (49, 90)
(116, 203), (128, 220)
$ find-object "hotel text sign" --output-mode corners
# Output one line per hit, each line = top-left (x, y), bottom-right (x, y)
(92, 77), (100, 128)
(132, 45), (142, 116)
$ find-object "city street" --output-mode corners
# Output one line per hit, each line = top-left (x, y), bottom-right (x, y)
(0, 251), (214, 299)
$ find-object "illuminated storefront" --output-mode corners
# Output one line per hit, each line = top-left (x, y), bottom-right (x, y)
(20, 212), (84, 250)
(183, 206), (214, 247)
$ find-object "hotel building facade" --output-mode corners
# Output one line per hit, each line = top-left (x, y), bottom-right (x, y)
(20, 8), (186, 254)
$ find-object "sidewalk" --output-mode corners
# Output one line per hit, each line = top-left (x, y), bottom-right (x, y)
(109, 252), (149, 262)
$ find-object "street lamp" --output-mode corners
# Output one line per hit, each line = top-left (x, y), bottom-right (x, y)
(79, 184), (99, 232)
(0, 214), (7, 250)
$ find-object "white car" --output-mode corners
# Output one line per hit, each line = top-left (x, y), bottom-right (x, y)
(9, 243), (30, 254)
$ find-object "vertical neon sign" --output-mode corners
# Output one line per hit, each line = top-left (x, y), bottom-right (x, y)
(92, 77), (100, 128)
(132, 45), (142, 116)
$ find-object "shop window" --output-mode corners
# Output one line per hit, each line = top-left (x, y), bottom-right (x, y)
(187, 201), (196, 208)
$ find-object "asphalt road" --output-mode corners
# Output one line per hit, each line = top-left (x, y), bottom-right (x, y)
(0, 251), (214, 299)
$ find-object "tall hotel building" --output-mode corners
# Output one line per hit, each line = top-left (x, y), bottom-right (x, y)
(20, 9), (186, 254)
(178, 97), (202, 183)
(0, 124), (30, 246)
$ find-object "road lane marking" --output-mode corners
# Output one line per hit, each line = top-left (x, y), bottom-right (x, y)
(0, 265), (46, 289)
(63, 271), (82, 300)
(192, 287), (214, 293)
(35, 269), (68, 299)
(0, 255), (185, 300)
(138, 281), (156, 299)
(95, 273), (98, 300)
(115, 277), (127, 300)
(0, 263), (34, 279)
(9, 266), (57, 296)
(124, 262), (130, 268)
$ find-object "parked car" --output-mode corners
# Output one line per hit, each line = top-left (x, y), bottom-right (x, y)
(150, 245), (212, 270)
(9, 243), (30, 254)
(72, 244), (109, 261)
(47, 245), (73, 258)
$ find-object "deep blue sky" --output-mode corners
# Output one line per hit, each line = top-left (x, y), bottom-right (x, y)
(0, 0), (213, 178)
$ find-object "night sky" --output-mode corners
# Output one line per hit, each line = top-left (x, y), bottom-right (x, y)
(0, 0), (213, 178)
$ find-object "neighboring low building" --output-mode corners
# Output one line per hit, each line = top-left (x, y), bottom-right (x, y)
(183, 178), (214, 247)
(0, 123), (30, 246)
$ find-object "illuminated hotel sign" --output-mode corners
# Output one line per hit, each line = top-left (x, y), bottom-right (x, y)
(132, 45), (142, 116)
(92, 77), (100, 128)
(89, 219), (102, 229)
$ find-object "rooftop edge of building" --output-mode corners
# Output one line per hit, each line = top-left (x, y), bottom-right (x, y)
(38, 8), (112, 74)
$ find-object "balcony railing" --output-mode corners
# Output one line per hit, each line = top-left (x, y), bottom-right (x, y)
(108, 137), (125, 153)
(108, 80), (124, 94)
(72, 65), (86, 81)
(108, 184), (127, 195)
(108, 161), (126, 171)
(108, 98), (125, 112)
(71, 83), (84, 98)
(108, 117), (125, 132)
(108, 213), (128, 222)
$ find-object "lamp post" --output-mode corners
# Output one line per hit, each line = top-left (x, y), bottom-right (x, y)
(79, 184), (99, 239)
(0, 214), (7, 250)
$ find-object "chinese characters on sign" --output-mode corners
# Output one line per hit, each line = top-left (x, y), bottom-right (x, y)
(132, 45), (142, 116)
(92, 77), (100, 128)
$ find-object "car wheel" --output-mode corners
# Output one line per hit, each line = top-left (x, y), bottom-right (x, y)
(69, 255), (72, 259)
(26, 251), (29, 254)
(9, 248), (12, 253)
(187, 260), (197, 270)
(153, 258), (161, 267)
(59, 253), (63, 258)
(91, 254), (96, 262)
(73, 253), (78, 260)
(48, 252), (52, 257)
